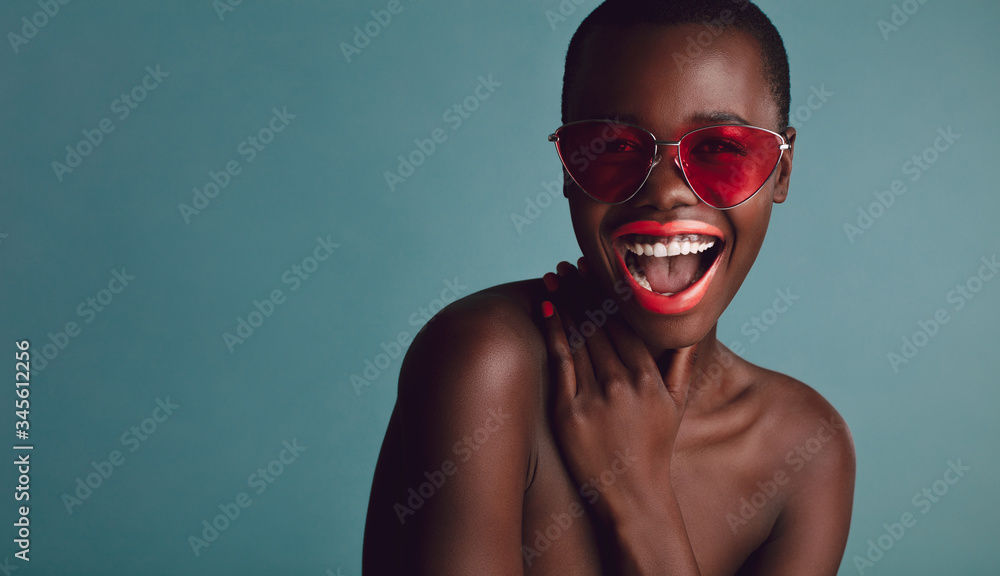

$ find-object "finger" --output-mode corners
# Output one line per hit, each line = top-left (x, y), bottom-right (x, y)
(540, 299), (580, 405)
(572, 258), (660, 374)
(550, 266), (601, 396)
(555, 263), (631, 390)
(568, 258), (603, 306)
(661, 343), (700, 407)
(542, 272), (559, 293)
(577, 257), (684, 392)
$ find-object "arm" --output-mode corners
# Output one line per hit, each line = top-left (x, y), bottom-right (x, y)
(394, 294), (543, 575)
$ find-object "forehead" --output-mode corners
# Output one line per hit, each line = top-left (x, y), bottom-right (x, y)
(566, 23), (779, 134)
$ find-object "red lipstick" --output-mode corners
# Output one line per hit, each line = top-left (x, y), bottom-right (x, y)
(610, 220), (725, 314)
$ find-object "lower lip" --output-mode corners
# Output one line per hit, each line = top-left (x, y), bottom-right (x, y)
(612, 242), (724, 315)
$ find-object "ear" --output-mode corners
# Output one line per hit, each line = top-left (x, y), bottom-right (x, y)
(772, 126), (795, 204)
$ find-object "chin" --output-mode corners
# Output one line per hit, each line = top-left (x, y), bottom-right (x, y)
(623, 306), (718, 352)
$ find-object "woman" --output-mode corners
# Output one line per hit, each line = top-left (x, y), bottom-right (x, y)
(363, 1), (855, 573)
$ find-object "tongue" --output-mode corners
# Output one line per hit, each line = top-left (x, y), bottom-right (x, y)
(638, 254), (701, 294)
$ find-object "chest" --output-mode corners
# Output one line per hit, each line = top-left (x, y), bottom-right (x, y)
(520, 425), (777, 575)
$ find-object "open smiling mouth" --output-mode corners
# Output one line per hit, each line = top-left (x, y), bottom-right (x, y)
(611, 221), (726, 314)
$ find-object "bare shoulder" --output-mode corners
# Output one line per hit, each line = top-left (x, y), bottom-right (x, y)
(396, 278), (549, 420)
(384, 280), (555, 572)
(749, 364), (855, 487)
(737, 361), (857, 564)
(744, 363), (856, 481)
(727, 362), (857, 573)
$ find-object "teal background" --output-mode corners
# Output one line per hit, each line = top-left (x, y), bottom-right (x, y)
(1, 0), (997, 574)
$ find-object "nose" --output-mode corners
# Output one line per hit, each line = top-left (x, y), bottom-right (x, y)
(629, 145), (701, 210)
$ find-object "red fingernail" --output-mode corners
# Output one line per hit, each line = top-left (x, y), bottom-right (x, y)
(542, 300), (554, 318)
(577, 257), (589, 274)
(543, 273), (559, 292)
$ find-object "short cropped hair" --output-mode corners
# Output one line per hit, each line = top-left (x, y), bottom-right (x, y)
(561, 0), (791, 131)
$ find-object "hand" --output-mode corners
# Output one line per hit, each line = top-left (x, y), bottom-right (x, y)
(540, 259), (699, 523)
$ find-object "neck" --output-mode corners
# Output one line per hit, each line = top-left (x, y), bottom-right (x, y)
(655, 324), (741, 415)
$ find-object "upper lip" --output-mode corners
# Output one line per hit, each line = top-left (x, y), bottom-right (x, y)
(610, 219), (725, 241)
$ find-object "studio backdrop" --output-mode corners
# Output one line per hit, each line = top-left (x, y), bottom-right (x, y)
(1, 0), (997, 574)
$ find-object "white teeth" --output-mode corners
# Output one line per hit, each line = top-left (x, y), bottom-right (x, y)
(625, 236), (717, 257)
(623, 234), (719, 297)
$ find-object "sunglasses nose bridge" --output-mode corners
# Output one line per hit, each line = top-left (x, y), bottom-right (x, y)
(652, 140), (682, 169)
(634, 140), (700, 206)
(646, 141), (685, 182)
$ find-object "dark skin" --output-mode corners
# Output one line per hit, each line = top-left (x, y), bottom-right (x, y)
(363, 23), (855, 575)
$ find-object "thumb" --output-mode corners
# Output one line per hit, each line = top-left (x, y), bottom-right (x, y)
(540, 300), (579, 406)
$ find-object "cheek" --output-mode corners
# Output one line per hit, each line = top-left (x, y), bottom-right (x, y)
(568, 196), (607, 255)
(728, 205), (772, 276)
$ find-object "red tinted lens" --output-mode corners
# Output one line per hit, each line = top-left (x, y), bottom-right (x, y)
(554, 121), (655, 203)
(678, 125), (783, 208)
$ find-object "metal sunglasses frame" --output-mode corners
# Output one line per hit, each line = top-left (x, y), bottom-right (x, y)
(547, 119), (791, 209)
